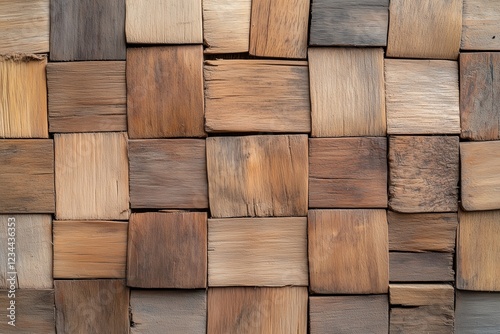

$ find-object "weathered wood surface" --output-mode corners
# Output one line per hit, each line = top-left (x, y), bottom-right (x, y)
(390, 252), (454, 282)
(455, 290), (500, 333)
(461, 0), (500, 50)
(390, 284), (454, 306)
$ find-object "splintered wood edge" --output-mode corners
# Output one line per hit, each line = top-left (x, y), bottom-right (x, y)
(0, 54), (47, 62)
(205, 59), (308, 67)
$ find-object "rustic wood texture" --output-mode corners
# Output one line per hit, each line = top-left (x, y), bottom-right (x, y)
(308, 209), (388, 294)
(47, 61), (126, 133)
(309, 0), (389, 46)
(207, 135), (308, 218)
(126, 0), (202, 44)
(0, 54), (48, 138)
(309, 137), (387, 208)
(127, 46), (205, 138)
(386, 0), (462, 59)
(208, 217), (308, 287)
(131, 290), (206, 333)
(460, 141), (500, 211)
(204, 60), (310, 133)
(127, 212), (207, 288)
(390, 284), (454, 306)
(389, 252), (454, 282)
(0, 139), (54, 213)
(55, 132), (129, 220)
(455, 290), (500, 333)
(385, 59), (460, 134)
(309, 295), (389, 333)
(461, 0), (500, 50)
(50, 0), (126, 61)
(309, 48), (386, 137)
(53, 220), (127, 279)
(208, 287), (307, 333)
(129, 139), (208, 209)
(389, 136), (459, 213)
(249, 0), (309, 59)
(388, 212), (457, 252)
(457, 210), (500, 291)
(55, 280), (129, 334)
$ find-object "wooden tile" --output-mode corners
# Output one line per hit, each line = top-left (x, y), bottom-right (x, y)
(308, 209), (388, 294)
(207, 135), (308, 218)
(55, 133), (129, 220)
(386, 0), (462, 59)
(204, 60), (310, 133)
(50, 0), (126, 61)
(309, 0), (389, 47)
(0, 55), (48, 138)
(53, 221), (127, 279)
(309, 295), (388, 334)
(461, 141), (500, 211)
(47, 61), (126, 133)
(461, 0), (500, 50)
(309, 137), (387, 208)
(390, 284), (454, 306)
(389, 136), (459, 213)
(129, 139), (207, 209)
(0, 140), (54, 213)
(455, 290), (500, 333)
(249, 0), (309, 59)
(389, 252), (454, 282)
(208, 217), (307, 286)
(127, 46), (205, 138)
(208, 287), (307, 333)
(385, 59), (460, 134)
(127, 212), (207, 288)
(309, 48), (386, 137)
(0, 215), (52, 288)
(457, 210), (500, 291)
(55, 280), (129, 333)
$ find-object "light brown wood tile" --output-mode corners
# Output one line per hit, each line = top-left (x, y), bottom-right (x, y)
(461, 0), (500, 50)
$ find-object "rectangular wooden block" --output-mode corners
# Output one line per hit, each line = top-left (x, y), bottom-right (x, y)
(208, 287), (307, 333)
(389, 136), (459, 213)
(461, 0), (500, 50)
(385, 59), (460, 134)
(0, 54), (48, 138)
(127, 212), (207, 288)
(308, 209), (388, 294)
(55, 132), (129, 220)
(129, 139), (208, 209)
(455, 290), (500, 333)
(309, 48), (386, 137)
(390, 284), (454, 306)
(390, 252), (454, 282)
(207, 135), (308, 218)
(0, 140), (54, 213)
(208, 217), (307, 287)
(309, 137), (387, 208)
(204, 60), (310, 133)
(47, 61), (126, 132)
(309, 0), (389, 47)
(127, 46), (205, 138)
(53, 220), (127, 279)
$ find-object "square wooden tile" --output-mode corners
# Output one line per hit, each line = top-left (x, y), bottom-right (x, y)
(390, 252), (454, 282)
(455, 291), (500, 332)
(461, 0), (500, 50)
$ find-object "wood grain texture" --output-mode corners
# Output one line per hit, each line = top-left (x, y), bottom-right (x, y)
(457, 210), (500, 291)
(309, 295), (389, 334)
(455, 290), (500, 333)
(390, 284), (454, 306)
(0, 54), (48, 138)
(461, 0), (500, 50)
(55, 133), (129, 220)
(308, 209), (388, 294)
(309, 48), (386, 137)
(47, 61), (126, 133)
(208, 287), (307, 333)
(127, 212), (207, 288)
(204, 60), (310, 133)
(460, 141), (500, 211)
(309, 137), (387, 208)
(207, 135), (308, 218)
(0, 139), (54, 213)
(385, 59), (460, 134)
(249, 0), (309, 59)
(208, 217), (307, 287)
(126, 0), (202, 43)
(386, 0), (462, 59)
(129, 139), (208, 209)
(50, 0), (126, 61)
(389, 136), (459, 213)
(53, 220), (127, 279)
(389, 252), (454, 282)
(127, 46), (205, 138)
(0, 215), (52, 288)
(55, 280), (129, 334)
(309, 0), (389, 46)
(131, 290), (206, 333)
